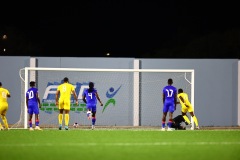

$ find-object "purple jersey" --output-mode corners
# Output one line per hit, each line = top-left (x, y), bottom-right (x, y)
(83, 89), (98, 105)
(26, 87), (39, 114)
(162, 85), (177, 113)
(83, 89), (98, 112)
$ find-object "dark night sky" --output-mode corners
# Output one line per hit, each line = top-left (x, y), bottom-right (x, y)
(0, 1), (240, 58)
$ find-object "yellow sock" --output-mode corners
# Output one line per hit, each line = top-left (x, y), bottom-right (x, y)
(1, 116), (9, 129)
(0, 122), (3, 129)
(58, 114), (63, 125)
(65, 114), (69, 126)
(183, 115), (191, 124)
(193, 116), (199, 127)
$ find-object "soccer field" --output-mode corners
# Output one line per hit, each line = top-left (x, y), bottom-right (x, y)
(0, 128), (240, 160)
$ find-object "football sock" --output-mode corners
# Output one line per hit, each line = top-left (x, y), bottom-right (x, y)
(162, 121), (166, 128)
(58, 114), (63, 125)
(92, 117), (96, 125)
(183, 115), (190, 124)
(193, 116), (199, 127)
(1, 115), (9, 129)
(0, 122), (3, 129)
(35, 119), (39, 126)
(65, 114), (69, 126)
(168, 119), (173, 128)
(29, 120), (32, 128)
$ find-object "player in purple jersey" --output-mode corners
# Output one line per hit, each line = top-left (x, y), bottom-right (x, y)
(82, 82), (103, 130)
(26, 81), (42, 131)
(161, 78), (177, 131)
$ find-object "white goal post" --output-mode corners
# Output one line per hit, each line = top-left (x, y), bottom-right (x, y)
(16, 67), (195, 129)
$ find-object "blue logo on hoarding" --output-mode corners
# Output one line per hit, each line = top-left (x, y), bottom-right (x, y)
(102, 85), (122, 113)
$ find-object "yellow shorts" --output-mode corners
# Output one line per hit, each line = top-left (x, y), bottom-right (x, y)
(58, 99), (71, 110)
(181, 103), (194, 113)
(0, 103), (8, 115)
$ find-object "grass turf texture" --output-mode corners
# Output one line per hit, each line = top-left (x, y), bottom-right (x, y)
(0, 128), (240, 160)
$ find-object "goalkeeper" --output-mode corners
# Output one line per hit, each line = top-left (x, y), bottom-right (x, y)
(170, 115), (189, 130)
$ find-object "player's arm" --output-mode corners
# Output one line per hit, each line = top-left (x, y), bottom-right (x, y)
(179, 96), (189, 107)
(7, 90), (10, 98)
(36, 92), (41, 108)
(162, 93), (165, 104)
(72, 90), (78, 105)
(55, 90), (60, 106)
(82, 94), (87, 104)
(96, 92), (103, 106)
(26, 97), (29, 109)
(174, 93), (177, 110)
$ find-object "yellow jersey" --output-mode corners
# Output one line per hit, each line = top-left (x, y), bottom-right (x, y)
(0, 87), (10, 103)
(177, 92), (191, 106)
(57, 83), (75, 100)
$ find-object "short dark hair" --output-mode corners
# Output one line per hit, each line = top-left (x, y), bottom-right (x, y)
(88, 82), (94, 93)
(63, 77), (69, 82)
(178, 88), (183, 93)
(89, 82), (94, 88)
(30, 81), (35, 87)
(168, 78), (173, 84)
(0, 82), (2, 86)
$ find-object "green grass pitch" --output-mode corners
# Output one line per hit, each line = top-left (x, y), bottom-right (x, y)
(0, 128), (240, 160)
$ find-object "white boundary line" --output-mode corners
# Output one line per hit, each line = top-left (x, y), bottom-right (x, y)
(0, 142), (240, 147)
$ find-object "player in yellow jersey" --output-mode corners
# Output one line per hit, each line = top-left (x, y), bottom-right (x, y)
(55, 77), (78, 130)
(177, 88), (200, 129)
(0, 82), (11, 130)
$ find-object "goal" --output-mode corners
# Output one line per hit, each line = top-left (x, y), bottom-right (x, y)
(14, 67), (194, 129)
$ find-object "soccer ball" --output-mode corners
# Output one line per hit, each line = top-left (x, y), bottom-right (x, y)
(73, 122), (79, 128)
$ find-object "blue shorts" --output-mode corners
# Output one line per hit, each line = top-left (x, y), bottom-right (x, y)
(86, 104), (97, 113)
(28, 104), (39, 115)
(163, 101), (175, 113)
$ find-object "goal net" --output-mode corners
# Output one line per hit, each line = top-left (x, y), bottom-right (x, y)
(14, 67), (194, 129)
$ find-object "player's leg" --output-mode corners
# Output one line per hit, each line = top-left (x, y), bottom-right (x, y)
(58, 100), (64, 130)
(0, 114), (8, 130)
(64, 109), (70, 130)
(167, 112), (174, 131)
(35, 114), (39, 127)
(62, 99), (71, 130)
(86, 106), (92, 120)
(161, 112), (167, 130)
(167, 104), (175, 130)
(0, 105), (9, 130)
(58, 109), (64, 130)
(33, 105), (42, 130)
(161, 104), (168, 130)
(0, 106), (5, 130)
(188, 105), (199, 129)
(182, 112), (191, 124)
(27, 105), (34, 130)
(64, 99), (72, 130)
(34, 114), (42, 130)
(0, 122), (3, 130)
(189, 112), (199, 129)
(182, 105), (191, 125)
(28, 114), (34, 130)
(91, 106), (97, 129)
